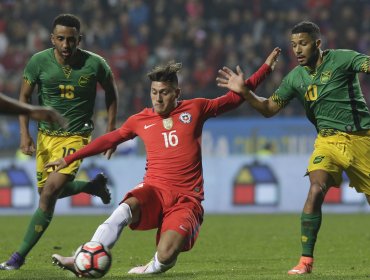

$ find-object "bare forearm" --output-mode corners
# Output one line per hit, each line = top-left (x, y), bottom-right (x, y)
(104, 79), (118, 132)
(0, 93), (32, 115)
(241, 88), (277, 118)
(18, 92), (32, 134)
(106, 100), (117, 132)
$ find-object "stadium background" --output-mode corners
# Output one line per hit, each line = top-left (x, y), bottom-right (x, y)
(0, 0), (369, 214)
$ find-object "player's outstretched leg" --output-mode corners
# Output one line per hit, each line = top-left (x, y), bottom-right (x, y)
(288, 256), (313, 275)
(52, 254), (79, 276)
(128, 252), (176, 274)
(85, 173), (111, 204)
(0, 252), (24, 270)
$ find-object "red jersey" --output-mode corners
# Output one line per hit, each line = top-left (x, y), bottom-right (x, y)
(64, 64), (271, 201)
(118, 91), (243, 200)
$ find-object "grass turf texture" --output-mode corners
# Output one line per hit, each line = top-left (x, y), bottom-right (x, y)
(0, 214), (369, 279)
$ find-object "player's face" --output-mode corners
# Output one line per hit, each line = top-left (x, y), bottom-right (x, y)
(150, 81), (180, 116)
(291, 33), (320, 67)
(51, 25), (81, 63)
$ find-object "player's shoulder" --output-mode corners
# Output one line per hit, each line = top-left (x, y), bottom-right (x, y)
(30, 48), (54, 60)
(325, 48), (362, 59)
(128, 108), (153, 120)
(79, 49), (107, 62)
(284, 65), (302, 81)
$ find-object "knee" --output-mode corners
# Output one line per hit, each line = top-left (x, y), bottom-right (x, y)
(306, 182), (326, 205)
(39, 183), (60, 209)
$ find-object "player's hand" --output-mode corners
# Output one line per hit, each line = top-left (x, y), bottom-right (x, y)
(19, 133), (36, 156)
(264, 47), (281, 71)
(103, 147), (116, 160)
(216, 65), (247, 94)
(44, 158), (68, 172)
(30, 107), (67, 129)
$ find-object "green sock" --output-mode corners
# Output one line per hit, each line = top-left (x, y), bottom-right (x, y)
(300, 212), (322, 257)
(58, 180), (90, 198)
(17, 208), (53, 257)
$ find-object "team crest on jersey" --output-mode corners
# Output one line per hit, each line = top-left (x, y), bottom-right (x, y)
(179, 112), (192, 124)
(320, 71), (331, 84)
(78, 75), (90, 87)
(162, 117), (173, 130)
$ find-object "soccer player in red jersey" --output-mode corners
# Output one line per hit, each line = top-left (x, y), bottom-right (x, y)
(47, 48), (280, 276)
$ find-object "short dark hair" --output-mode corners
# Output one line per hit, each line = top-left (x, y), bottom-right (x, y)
(147, 61), (182, 88)
(52, 14), (81, 32)
(291, 21), (320, 40)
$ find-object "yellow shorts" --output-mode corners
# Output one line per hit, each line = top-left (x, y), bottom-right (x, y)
(36, 132), (91, 187)
(308, 130), (370, 194)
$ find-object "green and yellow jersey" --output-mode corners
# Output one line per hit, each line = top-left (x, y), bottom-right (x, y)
(272, 49), (370, 135)
(24, 48), (113, 136)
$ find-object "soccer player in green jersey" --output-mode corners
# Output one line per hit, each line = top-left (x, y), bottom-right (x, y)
(0, 92), (66, 125)
(0, 14), (118, 270)
(217, 21), (370, 275)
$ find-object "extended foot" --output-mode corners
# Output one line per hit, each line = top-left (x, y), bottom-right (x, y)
(51, 254), (80, 277)
(88, 173), (111, 204)
(0, 252), (24, 270)
(288, 256), (313, 275)
(128, 259), (154, 274)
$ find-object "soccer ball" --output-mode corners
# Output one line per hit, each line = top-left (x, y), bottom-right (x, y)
(74, 241), (112, 278)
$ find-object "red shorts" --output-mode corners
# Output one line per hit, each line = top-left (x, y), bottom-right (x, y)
(121, 183), (204, 252)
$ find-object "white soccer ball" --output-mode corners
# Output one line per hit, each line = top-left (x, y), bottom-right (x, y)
(74, 241), (112, 278)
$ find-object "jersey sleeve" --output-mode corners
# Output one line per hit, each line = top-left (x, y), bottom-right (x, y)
(198, 91), (244, 118)
(23, 55), (40, 85)
(96, 56), (113, 83)
(335, 49), (370, 74)
(271, 72), (298, 109)
(118, 115), (138, 140)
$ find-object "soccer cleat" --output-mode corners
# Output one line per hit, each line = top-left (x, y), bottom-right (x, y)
(87, 173), (111, 204)
(52, 254), (80, 277)
(0, 252), (25, 270)
(288, 256), (314, 275)
(128, 257), (176, 274)
(128, 259), (154, 274)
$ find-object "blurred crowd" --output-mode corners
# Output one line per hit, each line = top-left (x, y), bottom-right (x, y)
(0, 0), (370, 152)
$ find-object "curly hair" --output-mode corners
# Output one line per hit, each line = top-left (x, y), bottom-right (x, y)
(291, 21), (321, 40)
(52, 14), (81, 32)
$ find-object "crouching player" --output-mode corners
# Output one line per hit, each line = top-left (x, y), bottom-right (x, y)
(47, 49), (280, 276)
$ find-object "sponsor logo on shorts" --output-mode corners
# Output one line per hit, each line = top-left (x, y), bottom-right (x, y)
(193, 187), (200, 193)
(37, 172), (43, 182)
(179, 225), (189, 232)
(313, 156), (325, 164)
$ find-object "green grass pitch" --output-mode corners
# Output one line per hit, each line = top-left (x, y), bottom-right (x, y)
(0, 214), (369, 279)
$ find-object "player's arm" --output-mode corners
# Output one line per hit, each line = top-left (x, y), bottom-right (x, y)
(217, 47), (282, 118)
(0, 91), (66, 126)
(45, 129), (124, 172)
(19, 79), (38, 155)
(245, 47), (281, 91)
(217, 66), (281, 117)
(100, 74), (119, 159)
